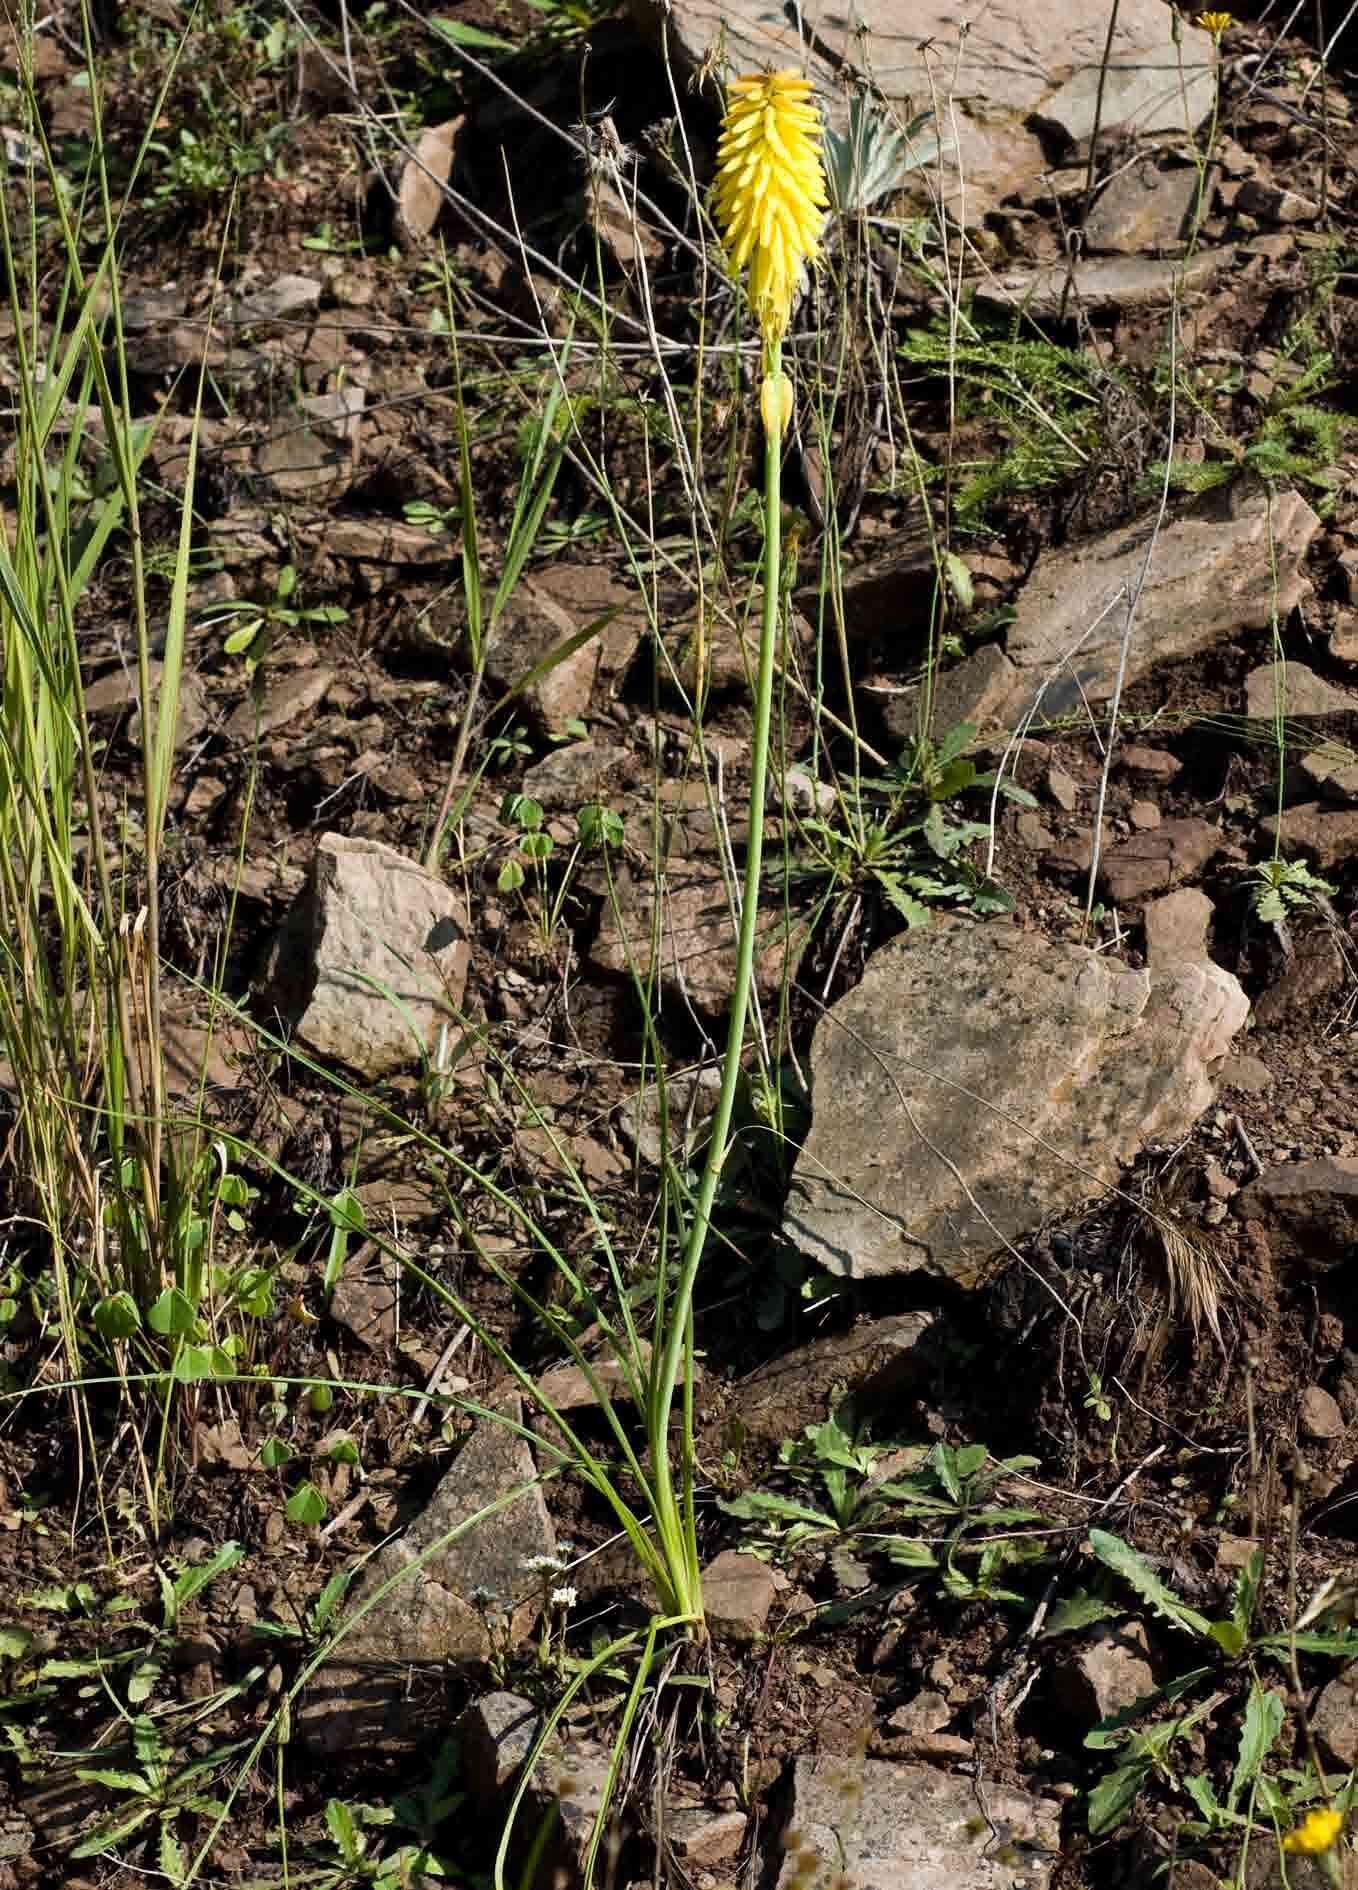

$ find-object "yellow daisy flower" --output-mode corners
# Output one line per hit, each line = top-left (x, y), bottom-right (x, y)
(1195, 10), (1235, 36)
(713, 69), (828, 348)
(1283, 1808), (1345, 1855)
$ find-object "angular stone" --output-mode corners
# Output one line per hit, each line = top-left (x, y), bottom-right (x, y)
(534, 1349), (655, 1413)
(1233, 1159), (1358, 1269)
(1297, 745), (1358, 804)
(267, 833), (469, 1079)
(539, 1740), (613, 1881)
(735, 1312), (937, 1445)
(1052, 1621), (1155, 1726)
(1234, 180), (1319, 225)
(667, 1807), (748, 1864)
(135, 671), (210, 751)
(256, 420), (350, 500)
(1332, 622), (1358, 664)
(121, 284), (188, 332)
(645, 0), (1212, 225)
(158, 1011), (253, 1098)
(1253, 931), (1346, 1026)
(1046, 764), (1080, 812)
(886, 643), (1019, 740)
(396, 116), (462, 245)
(324, 517), (455, 564)
(486, 568), (645, 729)
(806, 524), (936, 644)
(81, 653), (212, 753)
(590, 859), (804, 1016)
(302, 1403), (554, 1752)
(1039, 58), (1213, 144)
(459, 1691), (542, 1806)
(1245, 660), (1358, 719)
(1313, 1667), (1358, 1768)
(585, 174), (665, 273)
(1084, 160), (1202, 254)
(1300, 1385), (1345, 1441)
(1217, 1052), (1274, 1094)
(1142, 887), (1214, 967)
(225, 664), (333, 743)
(672, 600), (812, 698)
(1101, 816), (1222, 904)
(618, 1064), (722, 1167)
(302, 384), (365, 448)
(887, 1691), (952, 1737)
(977, 249), (1228, 319)
(521, 741), (631, 812)
(329, 1267), (398, 1350)
(701, 1551), (777, 1643)
(230, 273), (322, 328)
(1119, 744), (1182, 782)
(85, 660), (156, 714)
(1260, 802), (1358, 869)
(456, 1692), (622, 1888)
(1000, 486), (1320, 723)
(785, 922), (1249, 1283)
(779, 1756), (1060, 1890)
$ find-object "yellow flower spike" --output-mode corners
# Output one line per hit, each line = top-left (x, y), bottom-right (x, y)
(714, 69), (828, 347)
(760, 371), (793, 436)
(1195, 10), (1234, 35)
(1283, 1809), (1345, 1855)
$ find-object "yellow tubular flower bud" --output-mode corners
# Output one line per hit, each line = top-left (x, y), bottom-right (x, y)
(760, 372), (793, 436)
(713, 70), (828, 347)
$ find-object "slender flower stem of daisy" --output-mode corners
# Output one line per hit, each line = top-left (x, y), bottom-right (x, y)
(1188, 13), (1232, 249)
(647, 339), (785, 1625)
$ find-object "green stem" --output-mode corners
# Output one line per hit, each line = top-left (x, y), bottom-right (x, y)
(647, 340), (784, 1625)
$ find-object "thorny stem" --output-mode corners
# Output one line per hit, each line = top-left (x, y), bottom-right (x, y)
(646, 339), (786, 1625)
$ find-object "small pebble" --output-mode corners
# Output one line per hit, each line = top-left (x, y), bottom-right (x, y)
(1046, 764), (1080, 812)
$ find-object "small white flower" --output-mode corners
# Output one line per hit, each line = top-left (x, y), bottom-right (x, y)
(522, 1554), (566, 1575)
(550, 1585), (578, 1608)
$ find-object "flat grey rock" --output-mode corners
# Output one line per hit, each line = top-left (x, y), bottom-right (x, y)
(302, 1402), (555, 1752)
(267, 833), (469, 1078)
(785, 921), (1248, 1282)
(636, 0), (1213, 221)
(1084, 159), (1203, 254)
(778, 1756), (1060, 1890)
(998, 485), (1320, 724)
(1245, 660), (1358, 719)
(976, 247), (1228, 318)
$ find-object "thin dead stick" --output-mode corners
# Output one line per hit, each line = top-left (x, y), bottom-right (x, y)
(412, 1323), (472, 1428)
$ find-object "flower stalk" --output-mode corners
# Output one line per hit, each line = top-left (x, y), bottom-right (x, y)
(644, 70), (826, 1628)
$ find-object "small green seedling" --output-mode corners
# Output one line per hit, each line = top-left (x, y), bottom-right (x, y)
(721, 1412), (1044, 1605)
(1246, 856), (1335, 925)
(202, 563), (348, 676)
(402, 498), (461, 537)
(497, 792), (553, 897)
